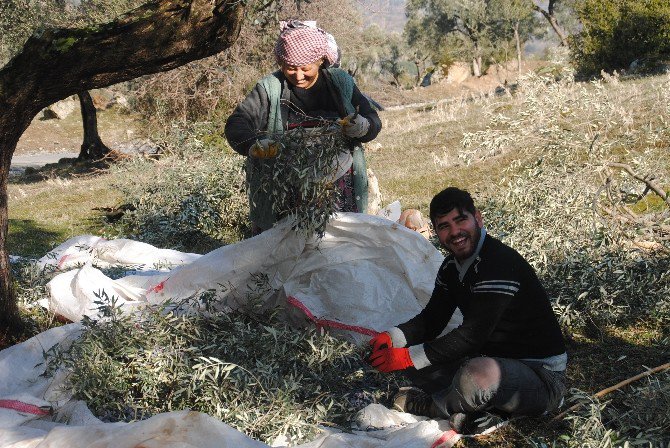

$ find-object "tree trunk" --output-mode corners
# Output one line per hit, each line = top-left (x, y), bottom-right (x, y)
(472, 56), (482, 77)
(514, 21), (522, 77)
(532, 1), (569, 47)
(0, 0), (245, 334)
(78, 91), (111, 160)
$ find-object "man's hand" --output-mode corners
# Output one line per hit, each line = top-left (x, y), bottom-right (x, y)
(369, 332), (392, 352)
(368, 347), (414, 373)
(249, 139), (279, 159)
(339, 113), (370, 138)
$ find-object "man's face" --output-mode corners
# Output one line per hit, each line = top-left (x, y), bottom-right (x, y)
(281, 60), (321, 89)
(434, 208), (483, 262)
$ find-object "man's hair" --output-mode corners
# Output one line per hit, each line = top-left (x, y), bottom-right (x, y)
(429, 187), (476, 224)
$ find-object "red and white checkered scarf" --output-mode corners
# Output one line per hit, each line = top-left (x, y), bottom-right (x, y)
(274, 23), (338, 67)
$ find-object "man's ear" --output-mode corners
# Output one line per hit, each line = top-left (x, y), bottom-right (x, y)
(474, 210), (483, 228)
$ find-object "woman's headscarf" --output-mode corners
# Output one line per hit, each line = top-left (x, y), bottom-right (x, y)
(274, 20), (339, 67)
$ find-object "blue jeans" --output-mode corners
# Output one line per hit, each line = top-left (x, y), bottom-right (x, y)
(405, 357), (566, 417)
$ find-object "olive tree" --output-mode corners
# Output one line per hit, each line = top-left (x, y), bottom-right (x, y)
(0, 0), (245, 333)
(406, 0), (539, 77)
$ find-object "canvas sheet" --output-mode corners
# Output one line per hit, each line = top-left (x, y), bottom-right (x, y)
(1, 213), (463, 447)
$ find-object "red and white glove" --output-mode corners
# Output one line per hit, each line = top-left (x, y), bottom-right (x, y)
(368, 347), (414, 373)
(368, 332), (392, 352)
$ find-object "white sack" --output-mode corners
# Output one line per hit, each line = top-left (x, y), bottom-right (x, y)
(43, 213), (462, 339)
(2, 213), (464, 447)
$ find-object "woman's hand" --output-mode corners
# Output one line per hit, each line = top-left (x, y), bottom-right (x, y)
(249, 139), (279, 159)
(340, 113), (370, 138)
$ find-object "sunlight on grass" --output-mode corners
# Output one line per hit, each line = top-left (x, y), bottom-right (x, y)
(8, 174), (121, 256)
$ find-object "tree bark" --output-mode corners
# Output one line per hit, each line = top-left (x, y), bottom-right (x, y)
(78, 91), (111, 160)
(514, 21), (522, 76)
(532, 0), (569, 47)
(0, 0), (245, 333)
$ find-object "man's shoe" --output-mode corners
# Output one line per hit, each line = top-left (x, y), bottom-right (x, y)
(449, 411), (509, 435)
(392, 387), (445, 418)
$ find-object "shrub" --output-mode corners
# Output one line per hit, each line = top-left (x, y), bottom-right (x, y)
(43, 293), (405, 445)
(571, 0), (670, 76)
(108, 124), (250, 253)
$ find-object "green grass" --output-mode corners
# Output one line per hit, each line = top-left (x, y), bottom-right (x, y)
(8, 173), (121, 256)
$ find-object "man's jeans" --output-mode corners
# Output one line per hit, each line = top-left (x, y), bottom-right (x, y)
(405, 357), (566, 417)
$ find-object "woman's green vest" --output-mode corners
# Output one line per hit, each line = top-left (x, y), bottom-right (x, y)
(247, 68), (368, 230)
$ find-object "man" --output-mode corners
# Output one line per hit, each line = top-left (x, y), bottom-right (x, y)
(367, 187), (567, 434)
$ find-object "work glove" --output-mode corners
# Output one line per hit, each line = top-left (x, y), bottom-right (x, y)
(249, 139), (279, 159)
(369, 332), (392, 352)
(368, 347), (414, 373)
(339, 113), (370, 138)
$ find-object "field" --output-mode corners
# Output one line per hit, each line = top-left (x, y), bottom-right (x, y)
(6, 67), (670, 446)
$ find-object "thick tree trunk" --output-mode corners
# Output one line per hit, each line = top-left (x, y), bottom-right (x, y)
(78, 91), (111, 160)
(0, 0), (245, 334)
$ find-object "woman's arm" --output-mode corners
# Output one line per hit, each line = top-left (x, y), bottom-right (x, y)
(350, 84), (382, 143)
(224, 83), (270, 155)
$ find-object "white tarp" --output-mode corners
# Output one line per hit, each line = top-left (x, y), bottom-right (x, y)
(0, 213), (463, 447)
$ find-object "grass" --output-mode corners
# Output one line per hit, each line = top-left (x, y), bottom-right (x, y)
(8, 172), (120, 256)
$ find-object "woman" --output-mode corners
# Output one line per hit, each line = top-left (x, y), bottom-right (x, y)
(225, 21), (382, 234)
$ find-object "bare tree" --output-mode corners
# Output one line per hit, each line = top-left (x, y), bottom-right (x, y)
(0, 0), (245, 333)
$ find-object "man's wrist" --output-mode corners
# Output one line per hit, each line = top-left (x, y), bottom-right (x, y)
(388, 327), (407, 348)
(408, 344), (432, 369)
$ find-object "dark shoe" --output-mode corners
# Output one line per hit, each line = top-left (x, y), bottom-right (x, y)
(392, 387), (445, 418)
(449, 411), (508, 435)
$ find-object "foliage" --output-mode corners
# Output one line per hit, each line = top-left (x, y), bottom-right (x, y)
(571, 0), (670, 76)
(266, 125), (352, 237)
(107, 124), (249, 252)
(380, 40), (409, 87)
(457, 70), (670, 329)
(405, 0), (540, 76)
(560, 376), (670, 447)
(43, 292), (405, 445)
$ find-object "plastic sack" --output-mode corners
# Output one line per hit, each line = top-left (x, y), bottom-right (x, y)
(1, 213), (463, 447)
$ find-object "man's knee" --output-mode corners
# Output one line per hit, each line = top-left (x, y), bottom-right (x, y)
(455, 357), (502, 392)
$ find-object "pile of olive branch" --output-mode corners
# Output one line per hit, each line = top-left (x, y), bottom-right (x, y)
(42, 290), (405, 445)
(265, 124), (352, 237)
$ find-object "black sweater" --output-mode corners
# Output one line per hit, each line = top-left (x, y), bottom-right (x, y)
(399, 234), (566, 365)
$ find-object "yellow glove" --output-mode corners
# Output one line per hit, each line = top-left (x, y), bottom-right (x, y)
(339, 113), (370, 138)
(249, 139), (279, 159)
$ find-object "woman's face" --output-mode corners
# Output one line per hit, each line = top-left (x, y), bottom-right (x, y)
(281, 60), (321, 89)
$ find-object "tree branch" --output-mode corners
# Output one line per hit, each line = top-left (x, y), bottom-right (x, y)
(553, 363), (670, 422)
(607, 162), (670, 209)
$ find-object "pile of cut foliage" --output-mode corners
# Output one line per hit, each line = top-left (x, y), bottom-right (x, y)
(43, 292), (405, 445)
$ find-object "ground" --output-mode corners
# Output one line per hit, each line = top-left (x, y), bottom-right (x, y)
(13, 103), (142, 168)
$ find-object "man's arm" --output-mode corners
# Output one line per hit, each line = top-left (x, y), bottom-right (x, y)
(418, 290), (514, 367)
(396, 281), (457, 347)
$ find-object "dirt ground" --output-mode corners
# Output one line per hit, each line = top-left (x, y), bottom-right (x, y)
(14, 104), (142, 167)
